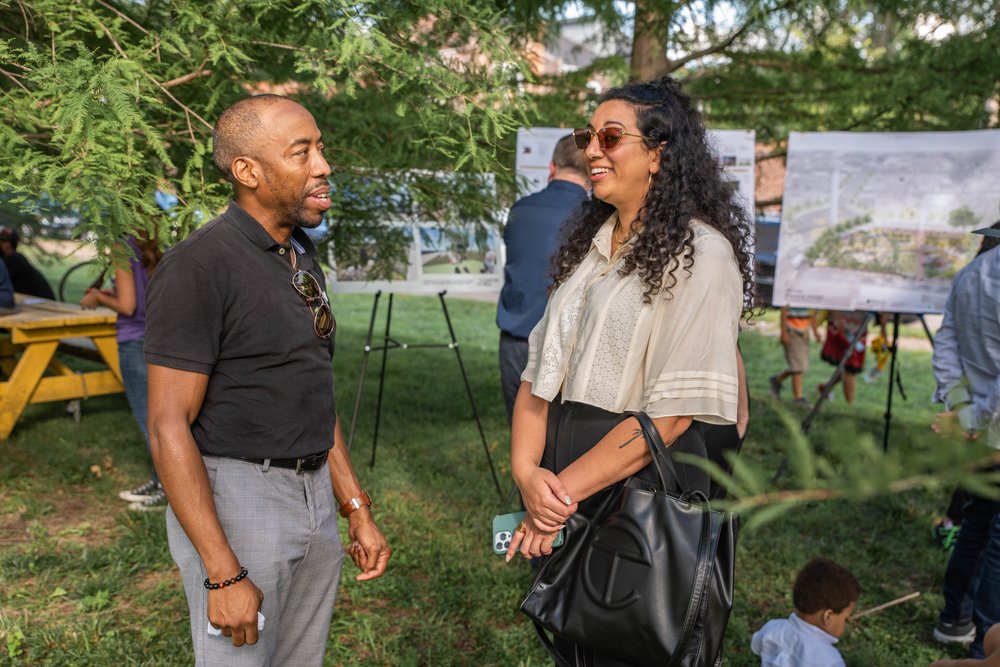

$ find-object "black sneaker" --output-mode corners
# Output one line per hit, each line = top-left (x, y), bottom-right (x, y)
(128, 489), (167, 512)
(933, 619), (976, 644)
(769, 375), (782, 399)
(119, 479), (161, 503)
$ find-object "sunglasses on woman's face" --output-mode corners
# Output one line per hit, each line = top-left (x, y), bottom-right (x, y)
(573, 127), (651, 151)
(292, 270), (335, 339)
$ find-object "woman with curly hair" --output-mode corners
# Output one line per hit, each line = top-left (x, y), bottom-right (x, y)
(505, 76), (753, 666)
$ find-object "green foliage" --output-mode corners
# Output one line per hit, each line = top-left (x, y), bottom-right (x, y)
(948, 204), (982, 228)
(508, 0), (999, 153)
(803, 214), (871, 262)
(0, 0), (533, 264)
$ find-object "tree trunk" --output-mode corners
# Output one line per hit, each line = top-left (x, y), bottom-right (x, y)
(630, 0), (671, 80)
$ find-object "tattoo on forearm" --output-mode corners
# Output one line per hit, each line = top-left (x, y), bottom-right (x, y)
(618, 428), (643, 449)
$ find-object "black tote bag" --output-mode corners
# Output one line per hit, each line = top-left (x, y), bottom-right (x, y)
(520, 412), (736, 667)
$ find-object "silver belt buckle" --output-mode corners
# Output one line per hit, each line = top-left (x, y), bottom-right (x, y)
(295, 457), (305, 475)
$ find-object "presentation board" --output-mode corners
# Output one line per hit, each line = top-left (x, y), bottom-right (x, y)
(773, 130), (1000, 314)
(327, 222), (503, 294)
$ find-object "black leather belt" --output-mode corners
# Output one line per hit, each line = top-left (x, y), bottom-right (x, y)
(236, 450), (328, 474)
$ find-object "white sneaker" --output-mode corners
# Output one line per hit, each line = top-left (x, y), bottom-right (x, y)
(119, 479), (161, 503)
(128, 489), (167, 512)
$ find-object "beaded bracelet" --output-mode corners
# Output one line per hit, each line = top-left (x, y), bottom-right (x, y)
(203, 567), (248, 590)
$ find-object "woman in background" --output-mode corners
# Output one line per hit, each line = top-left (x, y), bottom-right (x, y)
(81, 231), (163, 510)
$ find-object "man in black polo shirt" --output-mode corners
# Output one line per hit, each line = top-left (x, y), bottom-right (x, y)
(145, 95), (390, 666)
(0, 227), (56, 300)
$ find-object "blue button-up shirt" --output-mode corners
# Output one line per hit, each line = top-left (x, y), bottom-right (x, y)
(932, 247), (1000, 446)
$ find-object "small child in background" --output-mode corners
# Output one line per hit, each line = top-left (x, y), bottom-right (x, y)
(752, 558), (862, 667)
(770, 306), (820, 405)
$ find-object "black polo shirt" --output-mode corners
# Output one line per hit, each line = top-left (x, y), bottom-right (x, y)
(144, 202), (336, 459)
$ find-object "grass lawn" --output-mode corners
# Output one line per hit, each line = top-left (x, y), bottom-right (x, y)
(0, 292), (976, 666)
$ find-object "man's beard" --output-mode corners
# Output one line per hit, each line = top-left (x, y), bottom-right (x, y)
(262, 171), (324, 229)
(289, 200), (322, 229)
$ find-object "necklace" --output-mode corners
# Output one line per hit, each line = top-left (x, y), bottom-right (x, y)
(613, 218), (639, 247)
(613, 219), (628, 246)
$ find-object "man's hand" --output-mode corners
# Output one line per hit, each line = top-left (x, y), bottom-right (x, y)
(346, 509), (390, 581)
(207, 578), (264, 647)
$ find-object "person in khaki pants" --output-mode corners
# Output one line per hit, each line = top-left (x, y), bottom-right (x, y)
(770, 306), (820, 404)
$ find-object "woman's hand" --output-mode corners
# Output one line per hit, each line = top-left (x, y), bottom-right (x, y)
(79, 288), (101, 310)
(515, 466), (577, 531)
(506, 513), (563, 562)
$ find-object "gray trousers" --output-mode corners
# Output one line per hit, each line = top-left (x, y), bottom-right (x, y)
(499, 332), (530, 424)
(166, 456), (345, 667)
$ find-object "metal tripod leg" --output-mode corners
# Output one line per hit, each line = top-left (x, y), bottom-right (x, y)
(882, 313), (902, 451)
(370, 293), (394, 468)
(438, 291), (504, 500)
(347, 291), (382, 453)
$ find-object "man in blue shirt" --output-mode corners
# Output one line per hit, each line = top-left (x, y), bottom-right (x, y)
(496, 134), (588, 422)
(931, 223), (1000, 659)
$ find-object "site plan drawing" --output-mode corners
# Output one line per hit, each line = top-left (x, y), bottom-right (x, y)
(773, 130), (1000, 314)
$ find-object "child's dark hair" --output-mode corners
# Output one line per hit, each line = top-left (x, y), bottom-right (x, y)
(793, 558), (862, 614)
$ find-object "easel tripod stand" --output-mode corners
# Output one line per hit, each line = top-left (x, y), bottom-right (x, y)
(345, 289), (504, 500)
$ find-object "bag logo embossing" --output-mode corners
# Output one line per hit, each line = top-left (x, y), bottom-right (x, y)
(582, 518), (650, 609)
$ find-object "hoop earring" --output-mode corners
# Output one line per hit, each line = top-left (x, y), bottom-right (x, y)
(648, 173), (653, 186)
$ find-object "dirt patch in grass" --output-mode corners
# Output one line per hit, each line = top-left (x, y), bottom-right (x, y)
(0, 512), (29, 545)
(114, 568), (186, 631)
(44, 487), (122, 549)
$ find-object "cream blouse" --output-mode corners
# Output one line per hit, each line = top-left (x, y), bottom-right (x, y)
(522, 214), (742, 424)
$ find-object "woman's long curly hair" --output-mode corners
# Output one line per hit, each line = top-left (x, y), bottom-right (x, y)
(550, 76), (755, 310)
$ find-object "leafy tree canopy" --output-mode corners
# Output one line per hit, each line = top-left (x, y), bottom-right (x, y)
(509, 1), (1000, 150)
(0, 0), (533, 258)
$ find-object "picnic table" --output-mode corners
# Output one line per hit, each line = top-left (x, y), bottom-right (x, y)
(0, 294), (123, 439)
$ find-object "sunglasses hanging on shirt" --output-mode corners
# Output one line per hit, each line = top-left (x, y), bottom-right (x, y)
(290, 247), (335, 339)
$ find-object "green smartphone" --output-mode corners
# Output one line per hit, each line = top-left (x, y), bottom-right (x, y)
(491, 511), (565, 555)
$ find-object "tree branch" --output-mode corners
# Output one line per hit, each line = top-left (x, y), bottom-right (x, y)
(0, 68), (30, 94)
(144, 73), (212, 131)
(162, 67), (212, 89)
(15, 0), (31, 40)
(668, 0), (795, 72)
(732, 452), (1000, 511)
(756, 147), (786, 161)
(248, 40), (306, 52)
(97, 20), (129, 60)
(94, 0), (150, 35)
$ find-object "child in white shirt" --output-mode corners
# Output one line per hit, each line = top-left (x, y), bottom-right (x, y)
(752, 558), (861, 667)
